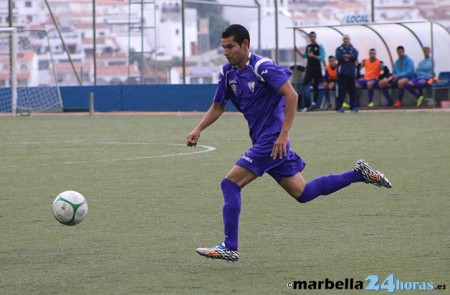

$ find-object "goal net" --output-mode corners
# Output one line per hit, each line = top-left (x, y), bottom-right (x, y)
(0, 27), (62, 115)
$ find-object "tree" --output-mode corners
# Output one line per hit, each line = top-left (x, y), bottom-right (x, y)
(185, 0), (229, 49)
(206, 13), (230, 49)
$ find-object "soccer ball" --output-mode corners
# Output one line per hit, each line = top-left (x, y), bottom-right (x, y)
(52, 191), (88, 226)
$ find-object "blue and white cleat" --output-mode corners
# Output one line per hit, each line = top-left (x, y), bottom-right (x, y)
(354, 159), (392, 188)
(196, 242), (239, 261)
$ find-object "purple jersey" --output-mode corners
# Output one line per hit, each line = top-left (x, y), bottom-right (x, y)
(213, 53), (292, 144)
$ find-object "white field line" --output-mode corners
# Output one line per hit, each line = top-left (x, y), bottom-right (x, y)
(2, 142), (215, 167)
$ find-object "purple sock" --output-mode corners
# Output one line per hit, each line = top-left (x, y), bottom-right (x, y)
(368, 88), (375, 103)
(324, 90), (330, 103)
(221, 178), (241, 250)
(417, 87), (424, 96)
(405, 84), (418, 98)
(297, 171), (363, 203)
(398, 88), (405, 102)
(381, 88), (392, 102)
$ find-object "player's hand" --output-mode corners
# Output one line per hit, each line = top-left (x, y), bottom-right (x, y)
(271, 132), (289, 160)
(187, 130), (200, 147)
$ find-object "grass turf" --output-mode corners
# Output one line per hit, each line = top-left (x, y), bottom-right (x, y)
(0, 111), (449, 294)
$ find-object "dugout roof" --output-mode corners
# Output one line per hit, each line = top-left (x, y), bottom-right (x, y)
(291, 21), (450, 77)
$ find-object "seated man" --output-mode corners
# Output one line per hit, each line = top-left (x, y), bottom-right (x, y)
(405, 46), (434, 106)
(390, 46), (415, 107)
(355, 48), (384, 107)
(322, 55), (338, 109)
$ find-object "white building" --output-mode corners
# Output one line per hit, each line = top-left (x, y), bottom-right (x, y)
(0, 0), (47, 26)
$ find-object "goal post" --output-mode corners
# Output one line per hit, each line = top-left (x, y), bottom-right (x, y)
(0, 27), (63, 115)
(0, 27), (17, 115)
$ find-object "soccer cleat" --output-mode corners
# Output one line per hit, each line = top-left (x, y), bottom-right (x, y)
(368, 102), (375, 108)
(196, 242), (239, 261)
(393, 100), (402, 107)
(385, 100), (394, 107)
(354, 159), (392, 188)
(417, 95), (424, 107)
(342, 102), (350, 109)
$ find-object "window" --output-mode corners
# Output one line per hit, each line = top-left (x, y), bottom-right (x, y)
(39, 60), (49, 70)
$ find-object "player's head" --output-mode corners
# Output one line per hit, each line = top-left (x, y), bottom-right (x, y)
(396, 46), (405, 58)
(423, 46), (431, 57)
(342, 34), (350, 46)
(308, 31), (317, 43)
(221, 24), (250, 68)
(369, 48), (376, 60)
(328, 55), (336, 66)
(222, 24), (250, 47)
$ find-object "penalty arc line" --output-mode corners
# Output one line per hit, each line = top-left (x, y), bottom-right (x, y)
(3, 143), (216, 168)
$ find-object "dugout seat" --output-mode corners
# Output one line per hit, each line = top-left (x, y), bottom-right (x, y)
(432, 71), (450, 106)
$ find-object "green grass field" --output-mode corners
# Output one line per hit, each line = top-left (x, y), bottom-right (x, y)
(0, 111), (449, 295)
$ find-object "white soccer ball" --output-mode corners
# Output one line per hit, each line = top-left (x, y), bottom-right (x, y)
(52, 191), (88, 226)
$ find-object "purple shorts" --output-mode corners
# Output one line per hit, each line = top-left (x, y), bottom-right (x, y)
(235, 136), (306, 183)
(356, 78), (378, 88)
(409, 77), (428, 87)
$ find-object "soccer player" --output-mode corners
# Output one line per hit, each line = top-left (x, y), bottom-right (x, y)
(295, 31), (326, 111)
(391, 46), (415, 107)
(405, 46), (434, 106)
(322, 55), (338, 109)
(335, 34), (359, 112)
(356, 48), (386, 107)
(186, 24), (391, 262)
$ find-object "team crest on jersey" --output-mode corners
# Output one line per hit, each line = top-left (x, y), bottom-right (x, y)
(248, 81), (255, 92)
(231, 84), (237, 96)
(229, 79), (238, 96)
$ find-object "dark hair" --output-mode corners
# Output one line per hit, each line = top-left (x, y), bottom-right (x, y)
(309, 31), (316, 36)
(328, 55), (335, 59)
(369, 48), (376, 51)
(397, 46), (404, 51)
(222, 24), (250, 47)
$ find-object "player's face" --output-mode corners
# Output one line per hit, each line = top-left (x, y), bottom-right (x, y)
(309, 34), (317, 43)
(369, 50), (376, 59)
(343, 36), (350, 46)
(329, 57), (336, 66)
(221, 36), (249, 69)
(423, 47), (430, 57)
(397, 48), (405, 58)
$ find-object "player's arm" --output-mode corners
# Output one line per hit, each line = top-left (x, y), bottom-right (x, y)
(271, 81), (298, 159)
(187, 102), (225, 147)
(319, 45), (326, 66)
(294, 46), (305, 58)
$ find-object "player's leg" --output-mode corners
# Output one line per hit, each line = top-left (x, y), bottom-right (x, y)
(278, 160), (391, 203)
(355, 79), (367, 107)
(415, 78), (428, 106)
(395, 78), (409, 106)
(302, 71), (313, 110)
(405, 79), (419, 99)
(322, 81), (330, 105)
(311, 70), (322, 109)
(378, 78), (394, 106)
(196, 165), (257, 261)
(367, 79), (375, 107)
(348, 77), (358, 111)
(336, 76), (346, 111)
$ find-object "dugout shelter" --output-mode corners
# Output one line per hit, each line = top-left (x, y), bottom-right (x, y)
(290, 21), (450, 107)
